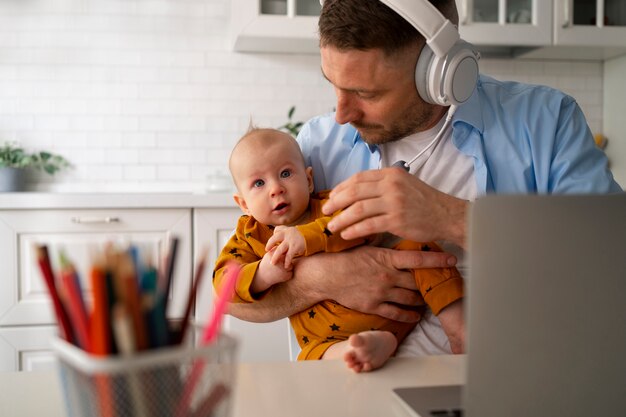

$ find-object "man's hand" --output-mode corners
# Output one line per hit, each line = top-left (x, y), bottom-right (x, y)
(322, 168), (469, 249)
(295, 245), (456, 323)
(265, 225), (306, 269)
(227, 244), (456, 323)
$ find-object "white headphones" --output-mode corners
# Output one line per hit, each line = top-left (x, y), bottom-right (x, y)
(319, 0), (479, 106)
(320, 1), (478, 168)
(378, 0), (479, 106)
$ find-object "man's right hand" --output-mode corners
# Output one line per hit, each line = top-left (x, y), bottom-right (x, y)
(294, 245), (456, 322)
(228, 245), (456, 323)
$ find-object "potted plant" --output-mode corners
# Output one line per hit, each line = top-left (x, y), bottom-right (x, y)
(278, 106), (304, 137)
(0, 142), (71, 192)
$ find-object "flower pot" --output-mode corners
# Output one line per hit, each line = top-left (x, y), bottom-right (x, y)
(0, 167), (27, 192)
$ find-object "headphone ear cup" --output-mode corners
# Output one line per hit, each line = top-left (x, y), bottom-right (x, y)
(415, 44), (437, 105)
(415, 41), (479, 107)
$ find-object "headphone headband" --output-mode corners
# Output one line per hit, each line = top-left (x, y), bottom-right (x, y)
(319, 0), (479, 106)
(378, 0), (459, 58)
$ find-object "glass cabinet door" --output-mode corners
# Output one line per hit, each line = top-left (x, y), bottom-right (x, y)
(471, 0), (532, 24)
(458, 0), (551, 46)
(232, 0), (320, 53)
(260, 0), (287, 15)
(556, 0), (626, 49)
(571, 0), (626, 27)
(260, 0), (321, 17)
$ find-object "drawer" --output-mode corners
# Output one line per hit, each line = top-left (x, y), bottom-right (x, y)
(0, 325), (58, 372)
(0, 208), (192, 326)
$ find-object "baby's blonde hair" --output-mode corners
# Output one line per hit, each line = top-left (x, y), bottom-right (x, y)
(228, 126), (305, 177)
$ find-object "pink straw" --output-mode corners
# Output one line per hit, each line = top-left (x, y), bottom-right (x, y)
(201, 261), (240, 344)
(176, 261), (240, 417)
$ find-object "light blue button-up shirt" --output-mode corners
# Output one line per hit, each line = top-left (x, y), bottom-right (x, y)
(297, 75), (622, 195)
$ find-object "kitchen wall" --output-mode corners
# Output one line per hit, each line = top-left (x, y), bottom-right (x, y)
(0, 0), (608, 192)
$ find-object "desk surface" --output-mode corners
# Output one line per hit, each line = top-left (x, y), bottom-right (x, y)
(0, 355), (465, 417)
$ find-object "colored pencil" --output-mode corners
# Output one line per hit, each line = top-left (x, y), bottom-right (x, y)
(35, 245), (74, 344)
(175, 261), (241, 417)
(176, 247), (209, 344)
(112, 304), (148, 417)
(90, 262), (111, 356)
(188, 384), (229, 417)
(61, 261), (92, 353)
(117, 256), (149, 351)
(160, 237), (179, 313)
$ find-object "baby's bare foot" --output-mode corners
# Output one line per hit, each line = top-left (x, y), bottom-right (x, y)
(343, 330), (397, 373)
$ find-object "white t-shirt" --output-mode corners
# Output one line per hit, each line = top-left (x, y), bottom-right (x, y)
(379, 115), (477, 356)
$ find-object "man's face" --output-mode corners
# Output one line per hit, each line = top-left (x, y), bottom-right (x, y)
(320, 45), (442, 144)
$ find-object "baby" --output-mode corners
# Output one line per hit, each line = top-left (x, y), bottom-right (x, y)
(214, 127), (464, 372)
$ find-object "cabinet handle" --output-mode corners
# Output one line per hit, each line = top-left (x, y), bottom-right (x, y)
(71, 216), (121, 224)
(562, 0), (571, 28)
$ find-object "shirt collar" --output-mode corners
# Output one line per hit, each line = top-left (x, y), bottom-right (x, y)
(453, 75), (485, 134)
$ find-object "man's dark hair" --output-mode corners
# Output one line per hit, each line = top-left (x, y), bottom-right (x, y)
(319, 0), (458, 54)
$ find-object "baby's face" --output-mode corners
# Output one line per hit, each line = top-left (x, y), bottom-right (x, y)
(232, 134), (313, 226)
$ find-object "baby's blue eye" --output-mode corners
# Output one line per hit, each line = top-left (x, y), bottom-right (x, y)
(253, 179), (264, 188)
(280, 170), (291, 178)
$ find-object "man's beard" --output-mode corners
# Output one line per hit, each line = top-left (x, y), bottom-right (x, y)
(354, 102), (439, 145)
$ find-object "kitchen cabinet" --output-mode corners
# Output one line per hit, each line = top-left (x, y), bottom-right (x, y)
(231, 0), (320, 53)
(231, 0), (626, 60)
(556, 0), (626, 45)
(0, 193), (289, 371)
(0, 203), (192, 371)
(0, 326), (58, 372)
(457, 0), (552, 46)
(193, 208), (292, 363)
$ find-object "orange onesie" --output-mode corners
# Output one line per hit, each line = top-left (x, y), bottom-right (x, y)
(213, 193), (463, 360)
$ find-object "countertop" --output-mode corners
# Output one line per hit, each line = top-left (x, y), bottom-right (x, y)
(0, 355), (466, 417)
(0, 192), (238, 209)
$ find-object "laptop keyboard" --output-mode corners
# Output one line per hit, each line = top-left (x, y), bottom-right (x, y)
(430, 410), (463, 417)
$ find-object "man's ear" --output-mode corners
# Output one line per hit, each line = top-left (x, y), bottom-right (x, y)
(233, 194), (251, 215)
(305, 166), (314, 193)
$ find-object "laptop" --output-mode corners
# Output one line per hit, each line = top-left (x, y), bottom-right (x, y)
(393, 193), (626, 417)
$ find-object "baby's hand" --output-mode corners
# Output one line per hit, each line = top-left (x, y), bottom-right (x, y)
(265, 225), (306, 269)
(252, 247), (294, 293)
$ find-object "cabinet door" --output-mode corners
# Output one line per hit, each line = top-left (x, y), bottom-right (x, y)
(0, 326), (58, 372)
(0, 208), (192, 326)
(457, 0), (552, 46)
(231, 0), (320, 53)
(555, 0), (626, 48)
(193, 208), (291, 362)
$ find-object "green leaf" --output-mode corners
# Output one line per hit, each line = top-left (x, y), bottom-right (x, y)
(0, 141), (70, 174)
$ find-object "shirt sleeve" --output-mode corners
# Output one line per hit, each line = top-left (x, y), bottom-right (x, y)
(296, 215), (366, 256)
(549, 97), (622, 193)
(213, 216), (265, 304)
(394, 240), (464, 315)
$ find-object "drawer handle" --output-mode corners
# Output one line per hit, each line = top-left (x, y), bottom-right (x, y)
(71, 216), (121, 224)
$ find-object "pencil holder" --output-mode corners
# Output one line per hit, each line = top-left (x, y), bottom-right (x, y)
(52, 334), (238, 417)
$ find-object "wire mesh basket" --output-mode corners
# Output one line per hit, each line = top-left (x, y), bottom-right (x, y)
(52, 334), (238, 417)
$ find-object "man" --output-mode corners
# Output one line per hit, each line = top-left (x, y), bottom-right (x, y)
(228, 0), (621, 355)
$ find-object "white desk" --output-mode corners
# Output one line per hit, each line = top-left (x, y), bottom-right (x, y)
(0, 355), (465, 417)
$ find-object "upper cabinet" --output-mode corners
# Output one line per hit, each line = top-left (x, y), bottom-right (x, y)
(232, 0), (321, 53)
(231, 0), (626, 60)
(547, 0), (626, 59)
(456, 0), (552, 47)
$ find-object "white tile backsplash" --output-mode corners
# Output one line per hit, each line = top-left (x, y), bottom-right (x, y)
(0, 0), (605, 192)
